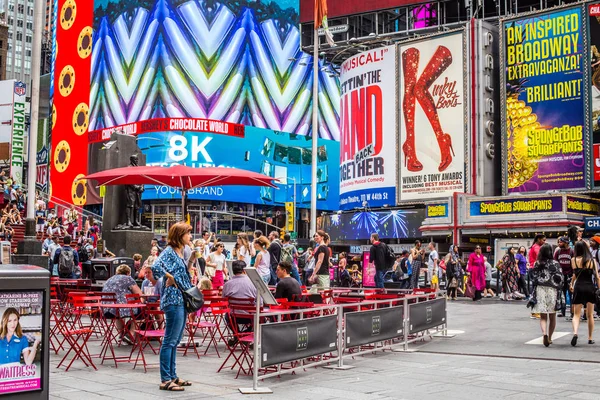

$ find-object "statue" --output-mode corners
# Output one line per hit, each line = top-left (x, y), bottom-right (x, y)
(115, 154), (150, 230)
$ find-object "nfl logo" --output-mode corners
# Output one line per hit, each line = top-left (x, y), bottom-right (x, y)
(14, 82), (26, 96)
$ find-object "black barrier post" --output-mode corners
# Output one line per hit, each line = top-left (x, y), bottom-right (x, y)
(239, 268), (276, 395)
(323, 307), (355, 370)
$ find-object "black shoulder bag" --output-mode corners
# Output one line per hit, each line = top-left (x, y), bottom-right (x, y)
(164, 253), (205, 314)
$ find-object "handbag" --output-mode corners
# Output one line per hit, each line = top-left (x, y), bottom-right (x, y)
(166, 272), (205, 314)
(464, 279), (475, 299)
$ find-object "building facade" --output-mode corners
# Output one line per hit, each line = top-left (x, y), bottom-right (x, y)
(0, 0), (53, 89)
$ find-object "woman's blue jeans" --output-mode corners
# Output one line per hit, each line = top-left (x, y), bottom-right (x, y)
(160, 304), (186, 382)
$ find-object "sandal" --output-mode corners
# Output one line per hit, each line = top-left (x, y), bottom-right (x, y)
(159, 381), (184, 391)
(174, 378), (192, 387)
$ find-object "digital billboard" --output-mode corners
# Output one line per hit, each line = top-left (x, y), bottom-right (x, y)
(589, 4), (600, 187)
(398, 32), (466, 201)
(318, 208), (425, 241)
(134, 127), (340, 210)
(503, 7), (586, 193)
(0, 291), (44, 396)
(90, 0), (339, 138)
(50, 0), (342, 208)
(339, 46), (397, 210)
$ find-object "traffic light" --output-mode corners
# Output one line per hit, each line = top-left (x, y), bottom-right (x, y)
(280, 229), (285, 240)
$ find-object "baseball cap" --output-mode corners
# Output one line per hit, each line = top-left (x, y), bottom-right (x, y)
(558, 236), (569, 244)
(591, 235), (600, 245)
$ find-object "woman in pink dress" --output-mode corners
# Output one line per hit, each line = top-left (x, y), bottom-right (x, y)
(467, 246), (486, 301)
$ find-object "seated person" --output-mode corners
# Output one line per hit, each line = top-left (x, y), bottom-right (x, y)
(222, 260), (256, 301)
(102, 265), (142, 344)
(140, 266), (163, 303)
(222, 260), (256, 342)
(8, 203), (22, 225)
(0, 223), (13, 241)
(275, 261), (302, 301)
(46, 217), (62, 236)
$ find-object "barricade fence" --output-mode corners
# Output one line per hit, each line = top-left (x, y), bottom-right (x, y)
(241, 291), (448, 394)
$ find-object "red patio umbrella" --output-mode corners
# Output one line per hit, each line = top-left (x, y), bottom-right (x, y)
(83, 165), (278, 215)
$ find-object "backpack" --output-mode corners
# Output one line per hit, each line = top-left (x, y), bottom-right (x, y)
(58, 248), (76, 277)
(78, 246), (89, 263)
(297, 253), (307, 269)
(281, 245), (294, 265)
(396, 258), (410, 280)
(384, 244), (395, 268)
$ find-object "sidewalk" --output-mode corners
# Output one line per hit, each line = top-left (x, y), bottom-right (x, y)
(49, 298), (600, 399)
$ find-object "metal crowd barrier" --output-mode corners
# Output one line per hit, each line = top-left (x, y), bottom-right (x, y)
(239, 291), (448, 394)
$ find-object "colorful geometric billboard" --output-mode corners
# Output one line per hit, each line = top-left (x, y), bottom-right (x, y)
(51, 0), (342, 207)
(91, 0), (340, 139)
(339, 46), (397, 210)
(502, 7), (586, 193)
(398, 32), (466, 201)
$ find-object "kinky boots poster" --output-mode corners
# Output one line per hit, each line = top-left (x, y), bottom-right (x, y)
(398, 32), (466, 200)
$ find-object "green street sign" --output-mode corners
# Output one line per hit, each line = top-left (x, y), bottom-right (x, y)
(290, 232), (297, 240)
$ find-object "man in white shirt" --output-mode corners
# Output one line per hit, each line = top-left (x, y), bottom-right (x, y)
(427, 242), (439, 287)
(47, 237), (61, 275)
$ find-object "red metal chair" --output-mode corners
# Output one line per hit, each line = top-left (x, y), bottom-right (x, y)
(131, 304), (164, 372)
(56, 296), (100, 371)
(185, 301), (229, 358)
(218, 304), (256, 378)
(125, 293), (142, 304)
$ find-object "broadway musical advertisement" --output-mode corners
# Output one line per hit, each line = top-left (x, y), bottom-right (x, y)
(503, 7), (587, 193)
(398, 32), (466, 201)
(339, 46), (397, 210)
(0, 291), (43, 395)
(589, 4), (600, 187)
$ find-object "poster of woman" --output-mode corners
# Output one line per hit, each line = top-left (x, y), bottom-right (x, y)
(0, 291), (43, 395)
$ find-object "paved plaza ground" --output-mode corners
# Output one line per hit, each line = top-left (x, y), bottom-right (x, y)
(49, 299), (600, 400)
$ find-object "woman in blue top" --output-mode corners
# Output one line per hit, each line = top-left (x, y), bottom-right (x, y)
(0, 308), (40, 365)
(516, 246), (530, 299)
(151, 222), (195, 392)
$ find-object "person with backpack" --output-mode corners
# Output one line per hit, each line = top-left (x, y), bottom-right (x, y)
(53, 235), (80, 279)
(369, 233), (392, 289)
(281, 233), (301, 284)
(79, 238), (95, 279)
(394, 251), (411, 289)
(267, 231), (283, 285)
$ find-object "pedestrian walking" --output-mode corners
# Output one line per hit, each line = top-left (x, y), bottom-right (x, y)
(410, 240), (424, 289)
(369, 233), (389, 289)
(151, 222), (196, 392)
(501, 247), (524, 301)
(516, 246), (529, 299)
(570, 240), (600, 346)
(445, 253), (460, 300)
(553, 237), (574, 319)
(427, 242), (440, 290)
(528, 243), (563, 347)
(309, 230), (331, 288)
(466, 246), (486, 301)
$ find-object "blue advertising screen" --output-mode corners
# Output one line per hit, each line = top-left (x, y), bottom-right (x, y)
(138, 126), (340, 210)
(319, 209), (425, 241)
